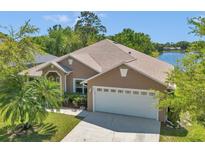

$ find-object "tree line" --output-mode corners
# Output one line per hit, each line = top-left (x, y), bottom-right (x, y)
(2, 11), (204, 58)
(31, 11), (158, 57)
(31, 12), (205, 58)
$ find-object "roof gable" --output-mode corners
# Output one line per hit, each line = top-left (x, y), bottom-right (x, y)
(23, 39), (173, 85)
(70, 39), (134, 71)
(37, 61), (72, 74)
(82, 60), (171, 87)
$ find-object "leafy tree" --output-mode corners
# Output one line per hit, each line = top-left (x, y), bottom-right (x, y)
(47, 25), (82, 56)
(0, 75), (62, 134)
(159, 50), (205, 123)
(0, 20), (41, 77)
(175, 41), (190, 50)
(188, 16), (205, 37)
(74, 11), (106, 46)
(0, 21), (63, 137)
(153, 42), (164, 53)
(153, 41), (191, 52)
(33, 12), (107, 56)
(188, 40), (205, 52)
(164, 42), (175, 47)
(33, 25), (83, 56)
(110, 28), (156, 55)
(158, 16), (205, 125)
(31, 35), (49, 51)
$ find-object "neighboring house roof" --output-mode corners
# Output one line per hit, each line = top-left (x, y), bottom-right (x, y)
(19, 62), (46, 77)
(33, 53), (58, 64)
(10, 53), (57, 67)
(23, 39), (174, 84)
(19, 53), (58, 76)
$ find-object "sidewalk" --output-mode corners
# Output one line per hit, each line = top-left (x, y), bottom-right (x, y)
(48, 107), (89, 117)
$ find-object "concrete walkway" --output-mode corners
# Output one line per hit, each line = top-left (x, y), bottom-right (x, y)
(48, 107), (89, 117)
(62, 112), (160, 142)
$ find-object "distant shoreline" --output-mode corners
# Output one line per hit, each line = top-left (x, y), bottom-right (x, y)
(162, 50), (186, 53)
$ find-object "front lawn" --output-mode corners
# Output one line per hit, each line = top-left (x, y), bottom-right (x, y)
(0, 112), (81, 142)
(160, 123), (205, 142)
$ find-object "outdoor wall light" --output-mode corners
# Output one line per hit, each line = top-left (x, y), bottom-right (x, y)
(120, 68), (128, 77)
(68, 58), (73, 65)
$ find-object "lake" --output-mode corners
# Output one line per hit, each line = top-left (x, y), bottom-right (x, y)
(158, 51), (185, 66)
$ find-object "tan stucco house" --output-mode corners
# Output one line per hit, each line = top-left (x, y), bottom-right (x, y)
(22, 39), (174, 122)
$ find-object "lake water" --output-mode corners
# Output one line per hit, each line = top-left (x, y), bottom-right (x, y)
(158, 51), (185, 66)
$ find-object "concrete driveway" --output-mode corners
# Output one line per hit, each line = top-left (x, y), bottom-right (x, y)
(62, 112), (160, 142)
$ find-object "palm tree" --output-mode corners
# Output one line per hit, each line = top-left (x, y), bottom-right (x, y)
(0, 75), (62, 134)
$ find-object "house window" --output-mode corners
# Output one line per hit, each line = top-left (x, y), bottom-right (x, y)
(46, 72), (60, 82)
(73, 79), (87, 94)
(111, 89), (116, 93)
(125, 90), (131, 94)
(149, 92), (155, 96)
(104, 89), (109, 92)
(133, 91), (139, 95)
(118, 90), (123, 94)
(97, 88), (102, 92)
(141, 91), (147, 95)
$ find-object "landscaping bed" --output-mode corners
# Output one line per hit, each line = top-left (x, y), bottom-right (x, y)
(0, 112), (81, 142)
(63, 93), (87, 109)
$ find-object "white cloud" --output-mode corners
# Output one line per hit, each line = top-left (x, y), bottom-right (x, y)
(43, 15), (70, 23)
(97, 13), (107, 18)
(93, 12), (107, 19)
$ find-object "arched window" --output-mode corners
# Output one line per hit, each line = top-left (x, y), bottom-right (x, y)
(46, 72), (60, 82)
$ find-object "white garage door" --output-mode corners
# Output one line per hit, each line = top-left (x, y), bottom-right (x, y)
(93, 86), (158, 120)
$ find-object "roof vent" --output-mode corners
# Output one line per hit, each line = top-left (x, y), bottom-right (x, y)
(68, 58), (73, 65)
(128, 51), (131, 54)
(120, 68), (128, 77)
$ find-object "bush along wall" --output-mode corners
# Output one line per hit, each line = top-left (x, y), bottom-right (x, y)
(63, 92), (87, 109)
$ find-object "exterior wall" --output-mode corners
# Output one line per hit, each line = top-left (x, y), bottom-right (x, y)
(59, 57), (98, 92)
(41, 59), (167, 121)
(87, 64), (167, 122)
(42, 65), (66, 91)
(159, 108), (167, 122)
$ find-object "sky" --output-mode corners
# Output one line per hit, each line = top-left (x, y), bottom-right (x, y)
(0, 11), (204, 43)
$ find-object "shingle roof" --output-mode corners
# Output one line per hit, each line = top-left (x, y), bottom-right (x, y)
(19, 63), (46, 77)
(70, 39), (134, 72)
(69, 39), (173, 84)
(23, 39), (174, 84)
(20, 61), (72, 76)
(113, 42), (174, 84)
(34, 53), (58, 64)
(57, 63), (72, 73)
(20, 53), (58, 76)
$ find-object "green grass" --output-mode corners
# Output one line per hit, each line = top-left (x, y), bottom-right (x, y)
(160, 123), (205, 142)
(0, 112), (81, 142)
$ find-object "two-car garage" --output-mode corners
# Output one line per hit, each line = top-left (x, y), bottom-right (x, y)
(93, 86), (159, 120)
(86, 62), (170, 122)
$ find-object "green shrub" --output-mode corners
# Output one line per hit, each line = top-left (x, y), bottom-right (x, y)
(167, 108), (181, 127)
(63, 93), (87, 108)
